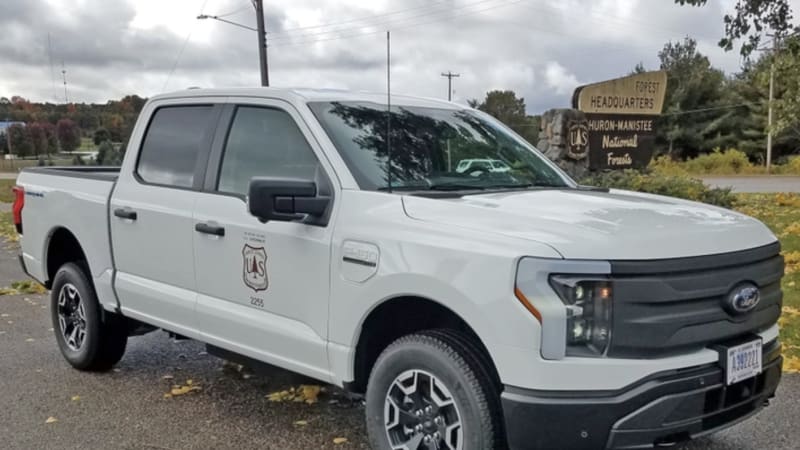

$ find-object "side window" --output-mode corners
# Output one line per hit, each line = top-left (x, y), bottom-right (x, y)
(137, 105), (215, 188)
(217, 106), (320, 196)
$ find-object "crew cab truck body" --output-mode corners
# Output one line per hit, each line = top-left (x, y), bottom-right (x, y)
(16, 88), (783, 449)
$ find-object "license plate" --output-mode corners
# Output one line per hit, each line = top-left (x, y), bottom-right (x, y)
(725, 339), (762, 385)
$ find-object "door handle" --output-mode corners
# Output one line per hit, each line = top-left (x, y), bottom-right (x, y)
(195, 222), (225, 237)
(113, 208), (137, 221)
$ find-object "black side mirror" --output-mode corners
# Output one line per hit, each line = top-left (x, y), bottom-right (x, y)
(248, 177), (330, 223)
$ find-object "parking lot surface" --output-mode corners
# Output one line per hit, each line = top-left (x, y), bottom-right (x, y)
(1, 242), (798, 449)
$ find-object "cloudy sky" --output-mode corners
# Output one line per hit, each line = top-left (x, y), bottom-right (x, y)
(1, 0), (798, 113)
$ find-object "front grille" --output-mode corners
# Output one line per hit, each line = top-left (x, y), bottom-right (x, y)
(607, 242), (783, 358)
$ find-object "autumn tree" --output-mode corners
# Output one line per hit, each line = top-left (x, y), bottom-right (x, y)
(7, 124), (33, 157)
(27, 123), (49, 156)
(56, 119), (81, 152)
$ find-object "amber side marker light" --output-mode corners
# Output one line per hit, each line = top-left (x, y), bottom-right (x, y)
(514, 286), (542, 323)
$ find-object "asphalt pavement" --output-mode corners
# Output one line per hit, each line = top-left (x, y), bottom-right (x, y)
(1, 238), (799, 449)
(701, 176), (800, 193)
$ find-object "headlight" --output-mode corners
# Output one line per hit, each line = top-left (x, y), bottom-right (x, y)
(549, 275), (612, 357)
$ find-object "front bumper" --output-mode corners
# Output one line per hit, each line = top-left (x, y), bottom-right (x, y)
(501, 340), (782, 449)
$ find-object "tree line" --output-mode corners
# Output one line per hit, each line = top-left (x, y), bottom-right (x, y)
(469, 33), (799, 164)
(0, 94), (145, 158)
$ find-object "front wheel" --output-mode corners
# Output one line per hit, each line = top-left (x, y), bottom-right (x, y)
(50, 262), (128, 371)
(366, 330), (502, 450)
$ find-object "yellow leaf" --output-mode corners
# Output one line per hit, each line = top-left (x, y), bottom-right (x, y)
(333, 437), (348, 445)
(170, 385), (201, 396)
(25, 338), (35, 342)
(299, 384), (321, 404)
(293, 420), (308, 426)
(162, 375), (174, 380)
(71, 395), (80, 401)
(186, 379), (193, 385)
(163, 393), (173, 399)
(45, 417), (58, 424)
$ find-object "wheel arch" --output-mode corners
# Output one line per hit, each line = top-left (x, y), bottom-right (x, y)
(348, 294), (501, 394)
(44, 226), (89, 288)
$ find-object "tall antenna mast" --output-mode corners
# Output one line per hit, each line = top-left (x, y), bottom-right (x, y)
(47, 33), (58, 103)
(61, 61), (69, 103)
(386, 30), (393, 193)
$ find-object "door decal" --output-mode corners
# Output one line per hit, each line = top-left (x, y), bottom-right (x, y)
(242, 244), (268, 292)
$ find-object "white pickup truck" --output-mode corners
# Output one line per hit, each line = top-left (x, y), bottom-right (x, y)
(15, 88), (783, 449)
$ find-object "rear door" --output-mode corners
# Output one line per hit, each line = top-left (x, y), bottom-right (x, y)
(192, 99), (337, 381)
(110, 99), (223, 337)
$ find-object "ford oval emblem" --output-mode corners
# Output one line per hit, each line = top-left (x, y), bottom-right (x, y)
(725, 283), (760, 315)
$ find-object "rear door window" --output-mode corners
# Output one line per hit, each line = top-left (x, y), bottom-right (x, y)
(137, 105), (215, 188)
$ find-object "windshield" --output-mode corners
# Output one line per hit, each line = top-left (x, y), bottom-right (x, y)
(308, 101), (572, 191)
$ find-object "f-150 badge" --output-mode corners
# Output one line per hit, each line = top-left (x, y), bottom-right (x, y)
(243, 244), (268, 292)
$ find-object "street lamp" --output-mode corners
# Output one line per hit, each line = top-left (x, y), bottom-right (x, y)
(197, 0), (269, 87)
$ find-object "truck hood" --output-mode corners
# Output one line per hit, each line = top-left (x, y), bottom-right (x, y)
(402, 188), (777, 260)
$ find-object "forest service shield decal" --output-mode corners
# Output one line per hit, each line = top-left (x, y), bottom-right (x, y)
(242, 244), (268, 292)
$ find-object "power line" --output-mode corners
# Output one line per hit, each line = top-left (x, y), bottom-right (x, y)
(270, 0), (523, 47)
(214, 1), (251, 18)
(275, 0), (453, 34)
(660, 103), (755, 117)
(268, 0), (509, 42)
(163, 0), (210, 91)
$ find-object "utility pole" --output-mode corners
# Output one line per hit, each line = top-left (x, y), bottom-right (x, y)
(766, 36), (776, 173)
(440, 71), (460, 101)
(61, 62), (69, 103)
(255, 0), (269, 87)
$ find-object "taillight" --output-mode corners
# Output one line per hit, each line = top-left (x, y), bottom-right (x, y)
(12, 185), (24, 234)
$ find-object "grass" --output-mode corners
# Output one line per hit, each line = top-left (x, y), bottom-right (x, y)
(735, 193), (800, 372)
(0, 179), (16, 203)
(0, 158), (75, 173)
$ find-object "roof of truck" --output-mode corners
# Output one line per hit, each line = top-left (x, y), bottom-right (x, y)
(151, 87), (464, 109)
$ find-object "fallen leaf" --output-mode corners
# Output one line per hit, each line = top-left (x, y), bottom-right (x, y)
(71, 395), (80, 401)
(25, 338), (35, 342)
(45, 417), (58, 424)
(186, 379), (193, 385)
(266, 384), (323, 404)
(163, 393), (173, 399)
(0, 313), (8, 317)
(170, 385), (202, 396)
(293, 420), (308, 426)
(333, 437), (348, 445)
(162, 375), (174, 380)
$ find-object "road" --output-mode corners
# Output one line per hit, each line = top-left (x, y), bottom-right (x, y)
(1, 243), (799, 449)
(701, 176), (800, 193)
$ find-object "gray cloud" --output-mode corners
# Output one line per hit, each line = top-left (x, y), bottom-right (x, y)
(1, 0), (798, 114)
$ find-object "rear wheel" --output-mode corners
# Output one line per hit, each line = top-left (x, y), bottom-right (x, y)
(365, 330), (502, 450)
(50, 262), (127, 371)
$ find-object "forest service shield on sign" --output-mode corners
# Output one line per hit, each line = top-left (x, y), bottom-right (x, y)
(242, 244), (268, 292)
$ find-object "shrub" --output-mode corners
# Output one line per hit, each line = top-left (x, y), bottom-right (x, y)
(581, 170), (737, 208)
(682, 148), (760, 175)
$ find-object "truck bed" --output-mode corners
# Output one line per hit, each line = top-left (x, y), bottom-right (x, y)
(22, 166), (120, 182)
(16, 165), (119, 311)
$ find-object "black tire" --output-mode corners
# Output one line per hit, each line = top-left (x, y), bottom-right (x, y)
(366, 330), (502, 450)
(50, 262), (127, 371)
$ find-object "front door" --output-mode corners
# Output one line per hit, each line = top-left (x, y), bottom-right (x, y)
(192, 101), (336, 381)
